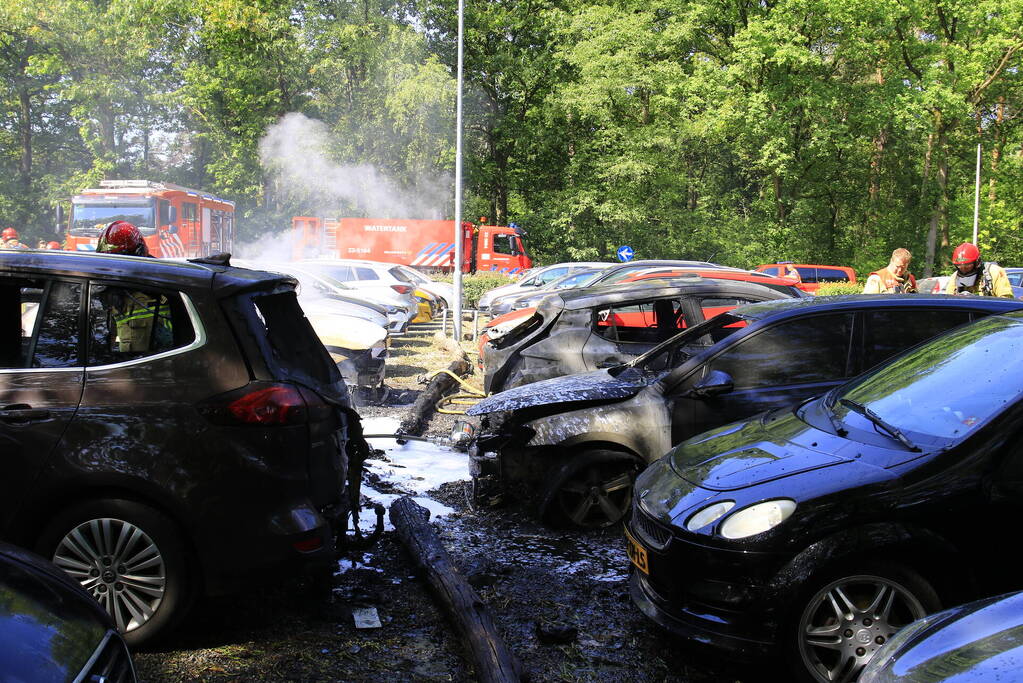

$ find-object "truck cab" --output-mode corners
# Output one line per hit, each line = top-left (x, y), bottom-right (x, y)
(475, 224), (531, 275)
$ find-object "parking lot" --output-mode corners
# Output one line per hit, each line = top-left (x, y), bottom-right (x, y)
(130, 319), (760, 682)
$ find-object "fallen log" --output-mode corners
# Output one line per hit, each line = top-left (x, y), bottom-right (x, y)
(398, 356), (472, 436)
(388, 496), (524, 683)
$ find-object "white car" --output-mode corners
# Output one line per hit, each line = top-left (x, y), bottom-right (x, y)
(391, 264), (455, 309)
(477, 262), (611, 312)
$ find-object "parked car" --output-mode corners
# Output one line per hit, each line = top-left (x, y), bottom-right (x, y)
(584, 259), (731, 288)
(477, 262), (611, 313)
(468, 295), (1023, 528)
(296, 259), (423, 317)
(488, 266), (611, 317)
(1005, 267), (1023, 288)
(0, 250), (366, 644)
(480, 276), (799, 394)
(390, 264), (455, 309)
(249, 260), (412, 336)
(626, 308), (1023, 682)
(756, 263), (857, 293)
(0, 541), (137, 682)
(859, 591), (1023, 683)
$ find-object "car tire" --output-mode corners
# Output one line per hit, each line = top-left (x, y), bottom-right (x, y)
(37, 499), (194, 647)
(539, 449), (642, 530)
(787, 561), (940, 683)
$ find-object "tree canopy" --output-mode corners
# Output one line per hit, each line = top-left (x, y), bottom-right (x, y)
(1, 0), (1021, 275)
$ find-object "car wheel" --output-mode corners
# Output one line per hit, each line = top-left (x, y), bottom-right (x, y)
(541, 450), (641, 529)
(791, 563), (939, 683)
(38, 499), (193, 647)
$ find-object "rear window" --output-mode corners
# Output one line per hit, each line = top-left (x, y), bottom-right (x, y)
(389, 267), (415, 284)
(240, 290), (341, 386)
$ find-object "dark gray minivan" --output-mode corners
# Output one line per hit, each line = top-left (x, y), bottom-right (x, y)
(1, 250), (365, 645)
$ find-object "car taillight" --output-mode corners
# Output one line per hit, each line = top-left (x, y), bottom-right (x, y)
(200, 382), (310, 426)
(391, 284), (412, 294)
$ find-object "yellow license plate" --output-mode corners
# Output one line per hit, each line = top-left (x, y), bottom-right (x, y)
(625, 528), (649, 575)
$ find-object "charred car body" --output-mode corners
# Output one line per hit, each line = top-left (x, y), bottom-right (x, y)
(469, 296), (1023, 528)
(627, 310), (1023, 682)
(482, 277), (800, 394)
(0, 251), (376, 645)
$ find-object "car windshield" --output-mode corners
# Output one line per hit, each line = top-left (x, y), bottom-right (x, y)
(70, 199), (156, 236)
(626, 313), (745, 372)
(828, 314), (1023, 445)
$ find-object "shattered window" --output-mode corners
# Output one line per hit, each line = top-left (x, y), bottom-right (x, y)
(708, 313), (855, 388)
(594, 298), (688, 344)
(88, 284), (194, 365)
(0, 277), (81, 369)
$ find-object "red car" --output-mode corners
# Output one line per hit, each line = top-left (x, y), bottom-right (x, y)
(755, 263), (857, 294)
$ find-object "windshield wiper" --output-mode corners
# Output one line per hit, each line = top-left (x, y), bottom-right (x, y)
(839, 399), (920, 452)
(821, 399), (847, 436)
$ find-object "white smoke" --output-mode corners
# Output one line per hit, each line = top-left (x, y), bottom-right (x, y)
(259, 112), (450, 219)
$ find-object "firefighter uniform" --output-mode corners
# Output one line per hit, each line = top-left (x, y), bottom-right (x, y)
(112, 292), (173, 353)
(862, 269), (917, 294)
(944, 262), (1013, 298)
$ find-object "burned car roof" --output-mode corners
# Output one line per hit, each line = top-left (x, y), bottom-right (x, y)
(727, 293), (1023, 321)
(0, 250), (295, 295)
(550, 278), (791, 311)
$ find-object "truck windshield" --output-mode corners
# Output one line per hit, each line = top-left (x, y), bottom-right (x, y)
(70, 199), (157, 236)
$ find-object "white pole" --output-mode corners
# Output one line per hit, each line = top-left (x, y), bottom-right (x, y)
(973, 142), (981, 244)
(452, 0), (465, 341)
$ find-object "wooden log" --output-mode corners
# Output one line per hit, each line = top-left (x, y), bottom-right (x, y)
(388, 496), (524, 683)
(398, 357), (472, 436)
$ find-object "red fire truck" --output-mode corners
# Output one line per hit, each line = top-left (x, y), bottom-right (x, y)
(64, 180), (235, 258)
(291, 217), (532, 274)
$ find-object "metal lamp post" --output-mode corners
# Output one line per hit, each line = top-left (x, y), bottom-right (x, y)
(452, 0), (465, 340)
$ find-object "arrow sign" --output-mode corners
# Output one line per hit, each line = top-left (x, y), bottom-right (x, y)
(616, 245), (634, 262)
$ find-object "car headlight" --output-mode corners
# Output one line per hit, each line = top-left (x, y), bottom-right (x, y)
(685, 501), (735, 532)
(719, 499), (796, 539)
(486, 317), (530, 341)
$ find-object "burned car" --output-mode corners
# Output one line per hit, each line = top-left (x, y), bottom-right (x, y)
(482, 276), (798, 394)
(468, 296), (1023, 528)
(0, 250), (375, 645)
(626, 309), (1023, 682)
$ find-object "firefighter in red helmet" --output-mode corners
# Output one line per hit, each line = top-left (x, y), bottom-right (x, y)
(945, 242), (1013, 297)
(46, 241), (62, 250)
(96, 220), (151, 257)
(95, 221), (172, 352)
(1, 227), (27, 250)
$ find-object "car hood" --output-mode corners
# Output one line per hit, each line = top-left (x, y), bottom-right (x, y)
(669, 409), (853, 491)
(0, 544), (109, 682)
(467, 368), (657, 415)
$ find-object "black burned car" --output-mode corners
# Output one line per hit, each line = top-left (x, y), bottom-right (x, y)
(0, 540), (136, 682)
(482, 276), (798, 393)
(0, 250), (369, 645)
(468, 296), (1023, 528)
(626, 309), (1023, 682)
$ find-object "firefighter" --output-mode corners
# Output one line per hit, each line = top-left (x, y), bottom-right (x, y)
(862, 248), (917, 294)
(944, 242), (1013, 298)
(95, 221), (172, 352)
(96, 220), (151, 257)
(1, 227), (27, 249)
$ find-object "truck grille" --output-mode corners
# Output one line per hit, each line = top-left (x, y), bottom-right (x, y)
(631, 504), (672, 549)
(77, 629), (136, 683)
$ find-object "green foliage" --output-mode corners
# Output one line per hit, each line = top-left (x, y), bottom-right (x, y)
(458, 269), (515, 308)
(816, 282), (864, 297)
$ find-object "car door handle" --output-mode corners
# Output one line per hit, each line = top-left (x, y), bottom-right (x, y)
(0, 404), (51, 422)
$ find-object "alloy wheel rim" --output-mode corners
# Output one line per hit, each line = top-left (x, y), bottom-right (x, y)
(798, 574), (927, 683)
(557, 465), (634, 528)
(52, 517), (166, 633)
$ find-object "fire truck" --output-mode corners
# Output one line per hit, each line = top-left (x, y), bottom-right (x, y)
(291, 217), (532, 275)
(64, 180), (235, 258)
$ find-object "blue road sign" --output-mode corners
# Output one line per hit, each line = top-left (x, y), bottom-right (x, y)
(617, 245), (635, 262)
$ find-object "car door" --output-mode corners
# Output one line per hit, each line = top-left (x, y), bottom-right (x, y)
(0, 276), (85, 532)
(665, 312), (857, 444)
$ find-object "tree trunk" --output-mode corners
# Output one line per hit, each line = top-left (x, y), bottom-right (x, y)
(989, 97), (1005, 202)
(18, 87), (32, 194)
(389, 497), (524, 683)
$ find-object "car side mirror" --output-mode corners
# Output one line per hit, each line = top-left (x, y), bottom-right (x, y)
(687, 370), (734, 398)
